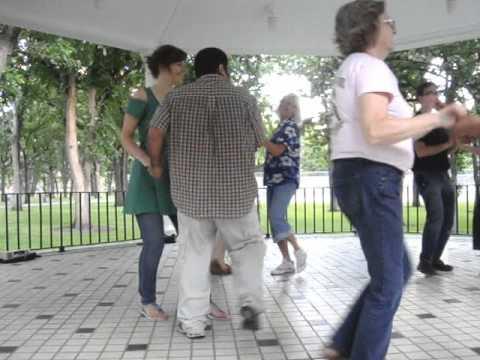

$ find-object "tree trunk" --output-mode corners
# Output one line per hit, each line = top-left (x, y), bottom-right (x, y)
(84, 161), (92, 192)
(0, 168), (5, 202)
(65, 74), (90, 229)
(23, 150), (29, 193)
(61, 153), (70, 193)
(9, 101), (22, 210)
(84, 86), (99, 193)
(92, 161), (100, 193)
(48, 166), (56, 194)
(62, 178), (70, 193)
(29, 172), (39, 194)
(0, 26), (20, 75)
(85, 161), (101, 195)
(113, 152), (127, 206)
(106, 170), (113, 192)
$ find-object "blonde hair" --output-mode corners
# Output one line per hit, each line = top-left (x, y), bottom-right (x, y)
(277, 93), (302, 124)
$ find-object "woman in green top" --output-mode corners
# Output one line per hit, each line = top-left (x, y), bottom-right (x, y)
(121, 45), (187, 320)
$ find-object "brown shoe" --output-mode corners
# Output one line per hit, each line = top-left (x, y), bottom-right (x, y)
(141, 304), (169, 321)
(210, 260), (232, 275)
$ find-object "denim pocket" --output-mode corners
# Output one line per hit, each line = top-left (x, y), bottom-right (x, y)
(378, 174), (402, 199)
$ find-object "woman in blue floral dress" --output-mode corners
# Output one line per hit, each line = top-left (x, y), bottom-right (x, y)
(264, 94), (307, 275)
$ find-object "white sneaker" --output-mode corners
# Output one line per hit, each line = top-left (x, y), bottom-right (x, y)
(295, 249), (307, 273)
(271, 260), (295, 276)
(177, 320), (207, 339)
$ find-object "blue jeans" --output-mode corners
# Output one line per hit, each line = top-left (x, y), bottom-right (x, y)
(414, 171), (454, 262)
(331, 158), (411, 360)
(136, 213), (166, 306)
(267, 181), (297, 242)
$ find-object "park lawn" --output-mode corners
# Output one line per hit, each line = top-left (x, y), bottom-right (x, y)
(0, 194), (140, 251)
(1, 197), (475, 251)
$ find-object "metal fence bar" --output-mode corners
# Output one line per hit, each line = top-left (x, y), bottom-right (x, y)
(79, 193), (83, 245)
(59, 193), (64, 252)
(39, 193), (43, 249)
(97, 193), (101, 243)
(467, 185), (470, 235)
(106, 192), (110, 243)
(1, 186), (476, 253)
(49, 193), (53, 249)
(16, 194), (20, 250)
(69, 192), (73, 246)
(4, 196), (9, 252)
(88, 192), (92, 244)
(114, 192), (119, 242)
(321, 188), (325, 233)
(27, 194), (32, 250)
(313, 188), (316, 233)
(455, 185), (460, 234)
(122, 192), (127, 241)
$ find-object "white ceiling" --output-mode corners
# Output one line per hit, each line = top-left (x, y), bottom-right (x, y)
(0, 0), (479, 55)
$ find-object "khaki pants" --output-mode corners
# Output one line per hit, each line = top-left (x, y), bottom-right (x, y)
(176, 205), (266, 323)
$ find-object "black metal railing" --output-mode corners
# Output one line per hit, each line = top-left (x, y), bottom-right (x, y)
(0, 185), (477, 252)
(1, 191), (137, 252)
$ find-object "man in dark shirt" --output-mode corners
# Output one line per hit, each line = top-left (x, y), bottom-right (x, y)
(413, 82), (455, 275)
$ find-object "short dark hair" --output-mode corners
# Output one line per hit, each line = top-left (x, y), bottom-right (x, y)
(416, 82), (437, 98)
(146, 45), (187, 79)
(194, 47), (228, 78)
(335, 0), (385, 56)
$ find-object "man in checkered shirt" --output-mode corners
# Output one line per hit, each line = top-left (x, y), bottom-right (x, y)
(148, 47), (267, 339)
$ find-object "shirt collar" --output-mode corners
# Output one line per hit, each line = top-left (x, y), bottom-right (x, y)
(197, 74), (228, 83)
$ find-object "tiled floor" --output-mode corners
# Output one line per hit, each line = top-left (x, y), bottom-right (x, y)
(1, 235), (480, 360)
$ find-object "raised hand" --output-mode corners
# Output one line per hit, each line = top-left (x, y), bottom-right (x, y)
(452, 114), (480, 143)
(438, 103), (468, 128)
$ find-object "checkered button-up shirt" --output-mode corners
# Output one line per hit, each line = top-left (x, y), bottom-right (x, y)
(150, 74), (266, 219)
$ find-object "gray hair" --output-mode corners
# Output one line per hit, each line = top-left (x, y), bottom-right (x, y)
(335, 0), (385, 56)
(278, 93), (302, 125)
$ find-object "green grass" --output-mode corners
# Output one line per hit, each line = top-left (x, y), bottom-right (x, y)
(1, 192), (476, 252)
(0, 194), (140, 252)
(403, 203), (475, 236)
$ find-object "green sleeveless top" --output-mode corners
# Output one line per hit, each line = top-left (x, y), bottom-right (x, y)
(124, 88), (176, 215)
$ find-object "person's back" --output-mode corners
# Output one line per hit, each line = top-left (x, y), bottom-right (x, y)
(164, 75), (263, 219)
(148, 47), (266, 339)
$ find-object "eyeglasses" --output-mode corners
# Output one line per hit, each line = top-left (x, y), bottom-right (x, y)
(383, 18), (397, 34)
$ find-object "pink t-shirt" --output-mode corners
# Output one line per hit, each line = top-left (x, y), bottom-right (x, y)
(330, 52), (414, 172)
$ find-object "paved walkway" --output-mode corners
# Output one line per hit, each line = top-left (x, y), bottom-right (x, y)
(1, 235), (480, 360)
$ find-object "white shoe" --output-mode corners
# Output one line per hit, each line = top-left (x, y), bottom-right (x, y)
(177, 320), (207, 339)
(271, 260), (295, 276)
(295, 249), (307, 273)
